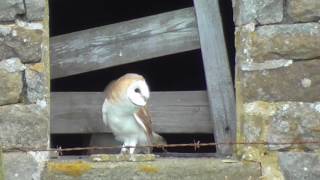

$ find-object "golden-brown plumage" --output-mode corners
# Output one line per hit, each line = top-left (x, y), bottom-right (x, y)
(105, 73), (144, 104)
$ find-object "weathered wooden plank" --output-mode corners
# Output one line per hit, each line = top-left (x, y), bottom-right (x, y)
(51, 7), (200, 79)
(193, 0), (236, 156)
(51, 91), (212, 134)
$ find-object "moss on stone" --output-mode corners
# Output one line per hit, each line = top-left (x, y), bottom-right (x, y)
(48, 161), (92, 177)
(138, 165), (159, 174)
(43, 158), (261, 180)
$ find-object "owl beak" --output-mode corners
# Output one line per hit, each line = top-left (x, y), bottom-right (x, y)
(141, 95), (148, 102)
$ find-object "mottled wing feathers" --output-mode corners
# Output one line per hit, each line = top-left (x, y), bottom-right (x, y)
(134, 106), (153, 141)
(136, 106), (152, 134)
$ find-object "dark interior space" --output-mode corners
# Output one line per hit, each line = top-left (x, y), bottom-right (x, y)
(155, 134), (215, 153)
(49, 0), (194, 36)
(51, 134), (91, 155)
(219, 0), (235, 80)
(49, 0), (235, 155)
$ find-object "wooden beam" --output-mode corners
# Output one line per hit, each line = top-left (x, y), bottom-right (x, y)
(193, 0), (236, 156)
(51, 7), (200, 79)
(51, 91), (212, 134)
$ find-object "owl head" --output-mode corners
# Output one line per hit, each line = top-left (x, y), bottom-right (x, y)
(105, 73), (150, 107)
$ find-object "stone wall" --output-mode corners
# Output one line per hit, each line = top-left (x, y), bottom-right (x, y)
(1, 0), (320, 179)
(233, 0), (320, 179)
(0, 149), (3, 180)
(0, 0), (49, 179)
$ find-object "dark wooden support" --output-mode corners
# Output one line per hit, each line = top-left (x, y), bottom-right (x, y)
(193, 0), (236, 156)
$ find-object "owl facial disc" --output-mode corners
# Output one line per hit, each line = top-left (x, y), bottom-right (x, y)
(127, 80), (150, 106)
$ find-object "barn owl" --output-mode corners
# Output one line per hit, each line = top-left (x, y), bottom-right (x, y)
(102, 73), (165, 154)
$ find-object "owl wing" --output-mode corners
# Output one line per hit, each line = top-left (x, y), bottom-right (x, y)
(134, 106), (153, 141)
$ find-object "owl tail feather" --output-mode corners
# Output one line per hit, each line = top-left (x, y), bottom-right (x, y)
(152, 132), (167, 145)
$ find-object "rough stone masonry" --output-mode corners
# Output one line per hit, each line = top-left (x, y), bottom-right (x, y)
(0, 0), (49, 179)
(1, 0), (320, 179)
(233, 0), (320, 179)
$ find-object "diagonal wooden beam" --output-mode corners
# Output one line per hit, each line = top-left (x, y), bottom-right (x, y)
(193, 0), (236, 156)
(50, 7), (200, 79)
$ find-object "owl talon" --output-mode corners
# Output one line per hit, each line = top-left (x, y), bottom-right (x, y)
(129, 147), (135, 154)
(120, 149), (128, 154)
(121, 145), (129, 154)
(129, 154), (136, 161)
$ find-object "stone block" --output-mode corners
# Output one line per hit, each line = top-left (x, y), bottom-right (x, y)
(0, 0), (25, 22)
(0, 149), (3, 180)
(239, 59), (320, 102)
(25, 0), (45, 21)
(25, 63), (46, 103)
(242, 101), (320, 151)
(236, 23), (320, 62)
(43, 158), (261, 180)
(0, 104), (49, 149)
(0, 23), (43, 63)
(233, 0), (283, 25)
(287, 0), (320, 22)
(3, 152), (48, 180)
(0, 58), (24, 106)
(279, 152), (320, 180)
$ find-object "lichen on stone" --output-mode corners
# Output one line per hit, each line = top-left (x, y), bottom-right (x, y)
(240, 101), (320, 152)
(48, 161), (92, 177)
(241, 59), (293, 71)
(0, 58), (25, 73)
(244, 101), (276, 116)
(138, 165), (159, 174)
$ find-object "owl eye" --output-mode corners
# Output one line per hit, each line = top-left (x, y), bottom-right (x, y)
(134, 88), (141, 93)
